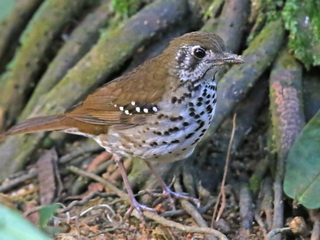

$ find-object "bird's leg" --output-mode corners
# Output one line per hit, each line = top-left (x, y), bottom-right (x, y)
(144, 161), (200, 209)
(113, 155), (155, 219)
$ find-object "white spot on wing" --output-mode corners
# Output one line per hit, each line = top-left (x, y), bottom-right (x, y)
(143, 108), (149, 113)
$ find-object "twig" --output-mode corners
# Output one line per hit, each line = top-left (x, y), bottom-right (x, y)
(175, 181), (217, 240)
(60, 192), (117, 213)
(67, 165), (128, 200)
(59, 144), (102, 164)
(144, 211), (228, 240)
(160, 198), (216, 218)
(212, 114), (237, 225)
(266, 227), (292, 239)
(309, 210), (320, 240)
(174, 181), (207, 227)
(0, 168), (37, 192)
(254, 211), (268, 240)
(239, 183), (253, 237)
(311, 220), (320, 240)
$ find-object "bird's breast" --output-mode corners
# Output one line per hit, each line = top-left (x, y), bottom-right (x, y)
(95, 80), (217, 162)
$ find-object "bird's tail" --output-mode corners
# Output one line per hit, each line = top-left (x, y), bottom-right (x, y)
(5, 114), (68, 135)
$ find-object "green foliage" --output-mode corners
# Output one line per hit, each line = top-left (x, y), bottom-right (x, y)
(0, 204), (51, 240)
(0, 0), (15, 20)
(39, 204), (60, 229)
(111, 0), (141, 18)
(265, 0), (284, 21)
(284, 110), (320, 209)
(283, 0), (320, 68)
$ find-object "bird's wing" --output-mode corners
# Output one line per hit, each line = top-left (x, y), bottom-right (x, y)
(66, 57), (169, 127)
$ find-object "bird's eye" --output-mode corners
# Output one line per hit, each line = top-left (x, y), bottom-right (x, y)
(193, 47), (206, 59)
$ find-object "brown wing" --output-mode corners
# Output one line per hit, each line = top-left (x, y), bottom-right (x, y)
(66, 55), (168, 128)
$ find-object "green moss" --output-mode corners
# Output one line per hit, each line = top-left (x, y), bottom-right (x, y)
(283, 0), (320, 68)
(249, 175), (262, 194)
(111, 0), (141, 19)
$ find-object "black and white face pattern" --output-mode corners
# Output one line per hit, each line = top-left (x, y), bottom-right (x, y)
(175, 45), (220, 82)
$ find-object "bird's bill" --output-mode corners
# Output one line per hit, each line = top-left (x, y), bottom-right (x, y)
(210, 52), (244, 65)
(221, 52), (244, 64)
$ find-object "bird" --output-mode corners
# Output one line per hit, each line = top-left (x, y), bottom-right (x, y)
(4, 31), (243, 216)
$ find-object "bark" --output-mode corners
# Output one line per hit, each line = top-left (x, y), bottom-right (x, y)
(0, 0), (88, 128)
(215, 0), (250, 53)
(269, 48), (305, 240)
(19, 1), (114, 121)
(0, 0), (42, 73)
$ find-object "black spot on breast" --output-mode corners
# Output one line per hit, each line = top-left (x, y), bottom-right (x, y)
(150, 142), (158, 147)
(164, 131), (170, 136)
(196, 102), (202, 107)
(197, 97), (203, 102)
(205, 100), (210, 105)
(189, 102), (194, 107)
(189, 112), (195, 117)
(168, 127), (179, 133)
(183, 122), (189, 126)
(171, 139), (180, 144)
(171, 96), (177, 104)
(184, 92), (192, 98)
(170, 117), (177, 121)
(195, 121), (205, 131)
(213, 98), (217, 104)
(206, 105), (213, 113)
(185, 132), (194, 139)
(189, 107), (196, 112)
(194, 114), (200, 119)
(158, 114), (164, 119)
(191, 138), (200, 145)
(194, 85), (200, 91)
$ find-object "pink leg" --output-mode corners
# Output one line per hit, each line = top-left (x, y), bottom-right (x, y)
(113, 156), (155, 218)
(145, 161), (200, 209)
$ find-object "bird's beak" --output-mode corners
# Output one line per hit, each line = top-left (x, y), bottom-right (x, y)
(221, 52), (244, 64)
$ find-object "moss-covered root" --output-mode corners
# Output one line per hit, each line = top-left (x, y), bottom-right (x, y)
(269, 48), (305, 240)
(0, 0), (189, 181)
(0, 0), (42, 72)
(269, 49), (305, 158)
(19, 1), (113, 121)
(0, 0), (87, 129)
(201, 18), (284, 146)
(215, 0), (250, 53)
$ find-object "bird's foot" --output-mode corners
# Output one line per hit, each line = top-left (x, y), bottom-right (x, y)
(124, 198), (156, 221)
(150, 186), (200, 210)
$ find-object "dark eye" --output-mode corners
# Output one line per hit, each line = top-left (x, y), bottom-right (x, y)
(193, 47), (206, 59)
